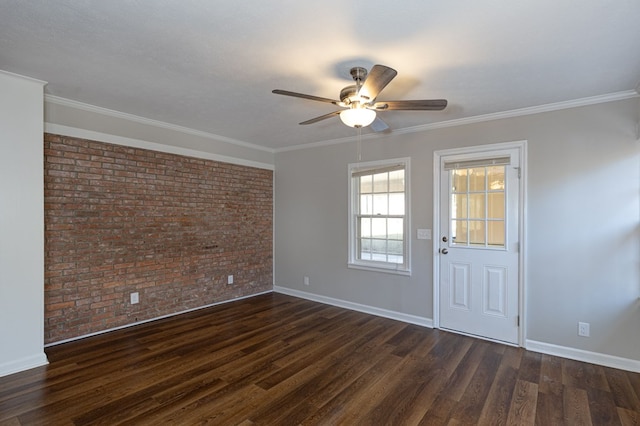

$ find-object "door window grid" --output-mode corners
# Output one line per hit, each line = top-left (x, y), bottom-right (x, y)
(450, 166), (506, 248)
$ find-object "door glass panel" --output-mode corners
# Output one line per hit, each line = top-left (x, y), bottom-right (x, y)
(452, 219), (467, 244)
(451, 194), (467, 219)
(488, 221), (505, 246)
(469, 220), (486, 245)
(468, 193), (485, 219)
(449, 164), (506, 249)
(487, 193), (504, 219)
(452, 170), (467, 192)
(487, 166), (505, 190)
(469, 168), (486, 191)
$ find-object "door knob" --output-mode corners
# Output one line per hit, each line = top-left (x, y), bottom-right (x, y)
(441, 248), (448, 254)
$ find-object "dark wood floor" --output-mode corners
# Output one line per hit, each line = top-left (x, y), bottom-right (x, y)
(1, 293), (639, 425)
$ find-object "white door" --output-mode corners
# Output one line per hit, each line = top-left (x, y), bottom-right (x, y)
(438, 148), (520, 344)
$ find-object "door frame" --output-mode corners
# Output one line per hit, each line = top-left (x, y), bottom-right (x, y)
(433, 140), (527, 346)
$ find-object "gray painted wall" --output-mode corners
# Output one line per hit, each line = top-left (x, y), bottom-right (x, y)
(274, 98), (640, 361)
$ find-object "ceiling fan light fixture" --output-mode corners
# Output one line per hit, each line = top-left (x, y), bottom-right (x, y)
(339, 108), (376, 128)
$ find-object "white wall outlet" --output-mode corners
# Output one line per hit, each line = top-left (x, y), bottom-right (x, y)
(417, 229), (432, 240)
(304, 276), (310, 286)
(130, 292), (139, 304)
(227, 275), (234, 285)
(578, 321), (590, 337)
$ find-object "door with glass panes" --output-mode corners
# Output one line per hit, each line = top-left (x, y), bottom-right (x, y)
(439, 149), (520, 344)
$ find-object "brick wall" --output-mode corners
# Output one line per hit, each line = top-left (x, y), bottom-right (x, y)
(44, 133), (273, 343)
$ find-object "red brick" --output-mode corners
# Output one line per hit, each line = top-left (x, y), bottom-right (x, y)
(44, 133), (272, 344)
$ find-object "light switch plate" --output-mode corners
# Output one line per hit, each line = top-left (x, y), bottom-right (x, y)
(417, 229), (432, 240)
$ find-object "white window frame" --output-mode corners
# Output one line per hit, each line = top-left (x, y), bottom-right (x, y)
(348, 157), (411, 276)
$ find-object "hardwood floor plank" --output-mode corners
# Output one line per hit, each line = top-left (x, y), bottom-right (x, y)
(563, 386), (594, 426)
(505, 379), (538, 425)
(0, 293), (638, 425)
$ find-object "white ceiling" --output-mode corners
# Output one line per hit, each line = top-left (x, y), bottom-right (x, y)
(2, 1), (640, 151)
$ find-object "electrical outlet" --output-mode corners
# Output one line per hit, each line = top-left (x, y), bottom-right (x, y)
(130, 292), (139, 304)
(227, 275), (234, 285)
(578, 321), (590, 337)
(304, 276), (310, 286)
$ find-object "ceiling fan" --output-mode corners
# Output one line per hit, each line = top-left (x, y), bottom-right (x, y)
(272, 64), (447, 132)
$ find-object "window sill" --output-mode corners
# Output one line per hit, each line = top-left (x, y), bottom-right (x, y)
(348, 262), (411, 277)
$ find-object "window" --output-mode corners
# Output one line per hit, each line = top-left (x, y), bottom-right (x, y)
(348, 158), (410, 275)
(445, 156), (509, 249)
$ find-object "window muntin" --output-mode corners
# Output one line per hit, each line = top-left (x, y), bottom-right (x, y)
(349, 158), (410, 274)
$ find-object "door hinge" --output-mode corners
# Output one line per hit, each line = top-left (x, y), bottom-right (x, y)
(517, 316), (520, 327)
(515, 166), (521, 179)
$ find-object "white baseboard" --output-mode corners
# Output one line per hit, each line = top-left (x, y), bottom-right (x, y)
(46, 290), (273, 347)
(526, 340), (640, 373)
(273, 286), (433, 328)
(0, 353), (49, 378)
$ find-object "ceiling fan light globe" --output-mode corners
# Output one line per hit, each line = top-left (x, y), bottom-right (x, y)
(339, 108), (376, 128)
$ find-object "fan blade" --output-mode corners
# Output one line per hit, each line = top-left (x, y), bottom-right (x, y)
(372, 99), (448, 111)
(272, 89), (339, 105)
(299, 111), (341, 125)
(358, 65), (397, 102)
(370, 117), (389, 132)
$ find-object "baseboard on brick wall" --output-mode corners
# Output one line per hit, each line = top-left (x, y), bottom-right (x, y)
(273, 286), (433, 328)
(526, 340), (640, 373)
(45, 291), (273, 348)
(0, 353), (49, 378)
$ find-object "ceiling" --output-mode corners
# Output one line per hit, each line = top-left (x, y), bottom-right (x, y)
(2, 1), (640, 151)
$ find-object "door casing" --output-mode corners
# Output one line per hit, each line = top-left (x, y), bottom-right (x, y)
(433, 140), (527, 346)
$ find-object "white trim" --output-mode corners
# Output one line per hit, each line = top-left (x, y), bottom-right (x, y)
(274, 286), (433, 328)
(275, 91), (639, 153)
(0, 69), (47, 86)
(45, 95), (274, 153)
(433, 140), (527, 346)
(44, 123), (274, 171)
(44, 291), (272, 347)
(347, 157), (411, 275)
(0, 353), (49, 378)
(526, 340), (640, 373)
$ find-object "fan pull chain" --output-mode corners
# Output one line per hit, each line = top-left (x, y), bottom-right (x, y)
(357, 127), (362, 162)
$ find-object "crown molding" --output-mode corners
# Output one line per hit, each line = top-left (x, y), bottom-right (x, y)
(44, 123), (274, 171)
(0, 69), (47, 86)
(44, 94), (274, 154)
(275, 90), (640, 153)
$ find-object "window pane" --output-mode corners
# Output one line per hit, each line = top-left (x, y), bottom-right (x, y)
(359, 237), (372, 260)
(469, 220), (485, 245)
(373, 194), (388, 215)
(487, 192), (504, 219)
(487, 166), (505, 190)
(371, 238), (387, 254)
(360, 217), (371, 237)
(452, 219), (467, 244)
(360, 194), (373, 215)
(469, 167), (486, 191)
(371, 218), (387, 239)
(360, 175), (373, 194)
(452, 170), (467, 192)
(388, 218), (403, 240)
(388, 240), (403, 256)
(488, 221), (505, 247)
(387, 254), (403, 264)
(468, 193), (486, 219)
(452, 194), (467, 219)
(389, 170), (404, 192)
(373, 172), (388, 193)
(389, 193), (404, 215)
